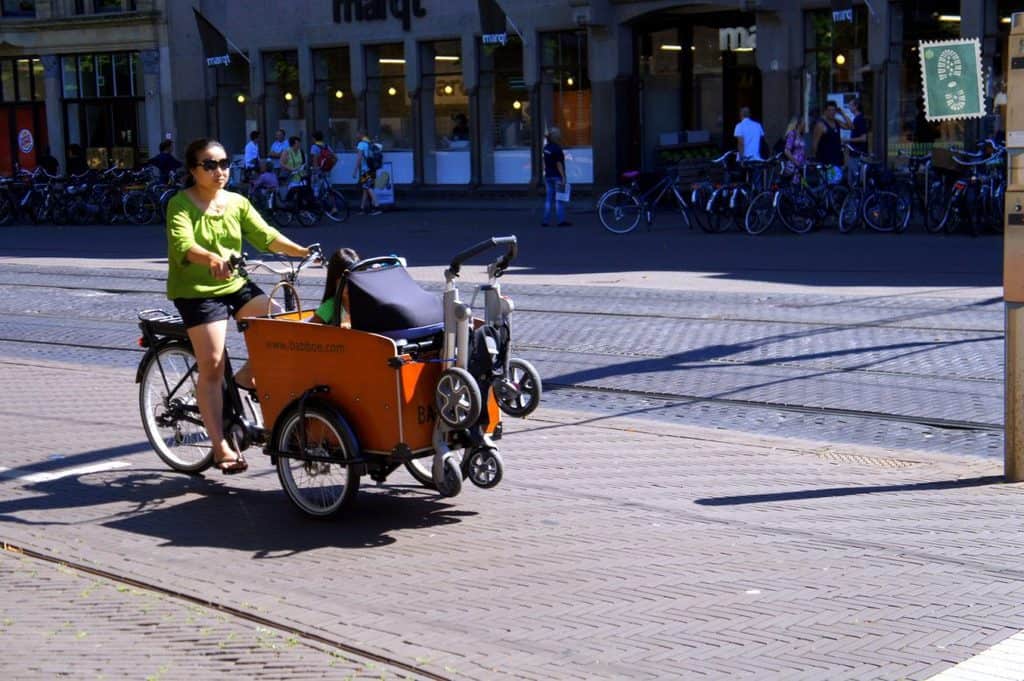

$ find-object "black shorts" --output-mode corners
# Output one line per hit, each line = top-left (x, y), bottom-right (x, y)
(173, 280), (266, 329)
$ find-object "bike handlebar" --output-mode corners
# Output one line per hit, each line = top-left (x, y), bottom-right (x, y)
(447, 236), (518, 278)
(230, 243), (322, 281)
(710, 151), (737, 165)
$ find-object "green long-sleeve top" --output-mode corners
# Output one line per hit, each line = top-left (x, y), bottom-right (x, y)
(165, 191), (281, 300)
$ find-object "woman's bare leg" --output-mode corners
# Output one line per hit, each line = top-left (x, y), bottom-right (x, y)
(231, 294), (282, 390)
(186, 319), (238, 462)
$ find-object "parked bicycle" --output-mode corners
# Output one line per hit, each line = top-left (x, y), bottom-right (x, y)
(597, 167), (697, 234)
(936, 139), (1006, 236)
(745, 161), (847, 235)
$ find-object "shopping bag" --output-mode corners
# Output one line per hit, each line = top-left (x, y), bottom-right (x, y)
(555, 182), (571, 203)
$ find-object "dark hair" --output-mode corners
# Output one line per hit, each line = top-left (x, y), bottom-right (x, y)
(825, 100), (838, 109)
(313, 130), (324, 142)
(249, 130), (260, 141)
(288, 136), (300, 146)
(322, 248), (361, 303)
(159, 139), (173, 153)
(850, 97), (861, 110)
(182, 138), (226, 188)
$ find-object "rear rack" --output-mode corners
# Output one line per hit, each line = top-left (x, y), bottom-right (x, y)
(137, 309), (188, 341)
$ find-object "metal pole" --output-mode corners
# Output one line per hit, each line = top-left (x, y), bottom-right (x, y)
(1007, 304), (1024, 481)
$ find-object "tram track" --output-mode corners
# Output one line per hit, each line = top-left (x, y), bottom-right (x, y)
(0, 333), (1001, 433)
(0, 540), (452, 681)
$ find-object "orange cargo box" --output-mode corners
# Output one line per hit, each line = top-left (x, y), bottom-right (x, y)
(243, 314), (499, 455)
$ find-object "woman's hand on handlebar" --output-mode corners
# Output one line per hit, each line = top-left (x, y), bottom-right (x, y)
(208, 253), (233, 280)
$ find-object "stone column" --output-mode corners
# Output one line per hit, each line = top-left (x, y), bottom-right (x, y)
(298, 43), (314, 144)
(866, 0), (893, 159)
(588, 22), (634, 190)
(961, 0), (999, 146)
(40, 55), (64, 170)
(140, 49), (162, 158)
(462, 33), (481, 186)
(406, 36), (423, 185)
(755, 8), (799, 149)
(523, 28), (541, 188)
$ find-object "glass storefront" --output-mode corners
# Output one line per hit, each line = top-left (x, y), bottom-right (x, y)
(421, 39), (469, 184)
(540, 30), (593, 183)
(312, 47), (356, 152)
(365, 43), (413, 183)
(216, 59), (254, 158)
(805, 6), (870, 147)
(0, 56), (46, 174)
(263, 51), (303, 143)
(61, 52), (143, 169)
(887, 0), (962, 156)
(480, 34), (531, 184)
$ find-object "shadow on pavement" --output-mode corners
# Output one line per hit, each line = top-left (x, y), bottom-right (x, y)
(693, 475), (1005, 506)
(0, 467), (472, 555)
(1, 210), (1002, 289)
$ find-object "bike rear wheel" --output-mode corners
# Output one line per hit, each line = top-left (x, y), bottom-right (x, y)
(597, 188), (642, 234)
(778, 190), (815, 234)
(744, 191), (776, 235)
(275, 404), (360, 517)
(862, 190), (907, 233)
(838, 188), (862, 233)
(124, 191), (158, 225)
(139, 344), (214, 473)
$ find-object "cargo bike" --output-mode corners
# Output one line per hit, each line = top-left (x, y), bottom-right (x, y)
(136, 236), (541, 517)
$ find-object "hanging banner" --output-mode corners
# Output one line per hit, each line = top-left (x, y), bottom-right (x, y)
(919, 38), (985, 121)
(193, 8), (249, 67)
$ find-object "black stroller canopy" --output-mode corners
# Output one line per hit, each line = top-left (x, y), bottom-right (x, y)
(346, 264), (443, 337)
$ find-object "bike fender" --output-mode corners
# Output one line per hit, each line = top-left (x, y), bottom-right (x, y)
(135, 338), (191, 384)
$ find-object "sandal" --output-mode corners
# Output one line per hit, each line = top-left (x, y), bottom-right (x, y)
(212, 451), (248, 475)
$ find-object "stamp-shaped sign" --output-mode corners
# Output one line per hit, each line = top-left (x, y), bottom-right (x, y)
(919, 38), (986, 121)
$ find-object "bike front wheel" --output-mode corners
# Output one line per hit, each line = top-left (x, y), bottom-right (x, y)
(838, 189), (862, 233)
(597, 188), (642, 234)
(319, 189), (350, 223)
(863, 190), (908, 233)
(138, 344), (214, 473)
(778, 190), (815, 234)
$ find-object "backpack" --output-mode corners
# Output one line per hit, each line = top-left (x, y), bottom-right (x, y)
(316, 143), (337, 172)
(364, 141), (383, 171)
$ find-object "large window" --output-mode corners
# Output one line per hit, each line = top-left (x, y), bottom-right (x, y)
(74, 0), (136, 13)
(806, 7), (870, 145)
(540, 31), (592, 183)
(1, 0), (35, 17)
(887, 0), (962, 155)
(216, 59), (253, 159)
(263, 51), (303, 143)
(313, 47), (357, 152)
(365, 43), (412, 183)
(421, 39), (467, 184)
(61, 52), (145, 168)
(0, 56), (46, 175)
(480, 34), (531, 183)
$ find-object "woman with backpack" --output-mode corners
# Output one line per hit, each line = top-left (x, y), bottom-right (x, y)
(353, 129), (382, 216)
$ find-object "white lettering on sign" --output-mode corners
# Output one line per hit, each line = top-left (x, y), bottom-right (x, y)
(833, 9), (853, 22)
(206, 55), (231, 67)
(482, 33), (508, 46)
(719, 26), (757, 52)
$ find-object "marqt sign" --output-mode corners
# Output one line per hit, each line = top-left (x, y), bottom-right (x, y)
(719, 26), (756, 52)
(332, 0), (426, 32)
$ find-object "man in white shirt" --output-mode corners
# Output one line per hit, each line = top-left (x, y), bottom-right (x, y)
(243, 130), (260, 169)
(269, 129), (288, 170)
(734, 107), (765, 161)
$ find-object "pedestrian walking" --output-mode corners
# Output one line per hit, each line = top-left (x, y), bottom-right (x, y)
(353, 129), (382, 216)
(145, 139), (183, 183)
(541, 127), (570, 227)
(783, 115), (807, 179)
(734, 107), (765, 161)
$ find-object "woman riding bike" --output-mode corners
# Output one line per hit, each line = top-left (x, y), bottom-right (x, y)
(166, 137), (314, 474)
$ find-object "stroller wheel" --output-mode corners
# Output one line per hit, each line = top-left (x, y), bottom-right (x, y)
(496, 359), (542, 417)
(467, 447), (503, 489)
(435, 367), (482, 428)
(435, 455), (463, 498)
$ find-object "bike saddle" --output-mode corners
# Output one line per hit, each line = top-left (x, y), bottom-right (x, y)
(621, 170), (640, 180)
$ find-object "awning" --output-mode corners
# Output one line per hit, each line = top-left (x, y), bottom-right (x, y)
(193, 8), (249, 68)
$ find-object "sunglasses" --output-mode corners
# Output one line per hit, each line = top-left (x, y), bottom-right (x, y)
(197, 158), (231, 171)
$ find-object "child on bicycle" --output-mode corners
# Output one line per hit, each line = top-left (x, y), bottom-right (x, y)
(311, 247), (361, 326)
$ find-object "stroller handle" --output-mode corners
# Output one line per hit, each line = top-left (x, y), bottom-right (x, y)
(447, 236), (518, 277)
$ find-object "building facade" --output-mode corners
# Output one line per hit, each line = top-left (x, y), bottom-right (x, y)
(0, 0), (1016, 189)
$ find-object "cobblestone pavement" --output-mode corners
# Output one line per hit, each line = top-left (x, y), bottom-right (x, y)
(0, 214), (1014, 679)
(0, 550), (423, 680)
(0, 357), (1020, 680)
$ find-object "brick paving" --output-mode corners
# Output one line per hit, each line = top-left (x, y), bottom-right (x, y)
(1, 357), (1022, 679)
(0, 549), (423, 679)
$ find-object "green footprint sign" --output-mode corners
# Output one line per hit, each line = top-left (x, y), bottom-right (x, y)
(919, 39), (985, 121)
